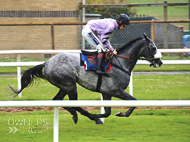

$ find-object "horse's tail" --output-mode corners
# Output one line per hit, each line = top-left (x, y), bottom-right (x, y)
(8, 63), (45, 98)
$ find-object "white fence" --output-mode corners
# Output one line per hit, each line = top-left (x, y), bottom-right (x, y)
(1, 100), (190, 107)
(0, 100), (190, 142)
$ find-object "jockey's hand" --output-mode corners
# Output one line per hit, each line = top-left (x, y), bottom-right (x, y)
(113, 49), (117, 55)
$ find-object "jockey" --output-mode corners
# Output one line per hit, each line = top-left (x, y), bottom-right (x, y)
(82, 13), (130, 74)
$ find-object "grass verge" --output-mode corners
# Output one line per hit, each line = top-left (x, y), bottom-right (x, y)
(0, 109), (189, 142)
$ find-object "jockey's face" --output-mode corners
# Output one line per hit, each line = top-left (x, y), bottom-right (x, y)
(119, 24), (126, 30)
(118, 21), (126, 30)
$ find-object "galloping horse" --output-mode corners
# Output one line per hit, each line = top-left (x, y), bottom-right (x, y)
(9, 33), (163, 124)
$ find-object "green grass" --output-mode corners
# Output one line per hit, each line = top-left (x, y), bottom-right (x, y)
(133, 74), (190, 100)
(0, 74), (189, 101)
(0, 109), (189, 142)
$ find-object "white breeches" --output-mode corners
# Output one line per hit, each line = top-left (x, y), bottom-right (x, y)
(82, 25), (107, 52)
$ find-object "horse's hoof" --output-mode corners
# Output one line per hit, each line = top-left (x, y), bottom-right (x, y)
(115, 111), (125, 117)
(72, 114), (78, 124)
(95, 119), (103, 125)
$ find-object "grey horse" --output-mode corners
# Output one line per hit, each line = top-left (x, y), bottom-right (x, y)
(9, 33), (163, 124)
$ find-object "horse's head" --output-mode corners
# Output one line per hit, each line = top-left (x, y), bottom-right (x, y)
(140, 33), (163, 68)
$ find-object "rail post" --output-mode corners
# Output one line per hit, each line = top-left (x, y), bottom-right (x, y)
(54, 107), (59, 142)
(151, 21), (155, 42)
(51, 25), (55, 50)
(101, 94), (105, 123)
(17, 54), (22, 98)
(129, 71), (133, 96)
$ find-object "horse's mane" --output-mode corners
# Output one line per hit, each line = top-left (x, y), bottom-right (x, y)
(117, 37), (144, 52)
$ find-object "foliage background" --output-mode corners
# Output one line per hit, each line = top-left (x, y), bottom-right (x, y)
(85, 0), (137, 18)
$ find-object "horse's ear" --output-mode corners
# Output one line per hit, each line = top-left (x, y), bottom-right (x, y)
(143, 33), (151, 42)
(143, 33), (148, 40)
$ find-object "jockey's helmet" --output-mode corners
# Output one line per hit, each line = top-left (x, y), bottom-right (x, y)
(116, 13), (130, 28)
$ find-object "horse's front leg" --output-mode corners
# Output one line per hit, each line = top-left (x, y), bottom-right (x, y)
(113, 88), (137, 117)
(115, 107), (136, 117)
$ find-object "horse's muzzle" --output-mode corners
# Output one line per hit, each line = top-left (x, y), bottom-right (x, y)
(150, 59), (163, 68)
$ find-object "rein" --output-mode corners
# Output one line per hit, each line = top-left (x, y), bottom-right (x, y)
(105, 51), (129, 60)
(116, 54), (147, 60)
(105, 51), (147, 76)
(106, 51), (145, 60)
(115, 54), (129, 59)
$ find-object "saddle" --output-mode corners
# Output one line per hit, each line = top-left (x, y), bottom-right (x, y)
(80, 50), (113, 72)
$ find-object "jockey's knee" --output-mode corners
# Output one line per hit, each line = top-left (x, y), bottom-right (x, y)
(96, 44), (106, 52)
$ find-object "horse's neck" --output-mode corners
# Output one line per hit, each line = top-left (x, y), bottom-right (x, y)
(117, 39), (145, 72)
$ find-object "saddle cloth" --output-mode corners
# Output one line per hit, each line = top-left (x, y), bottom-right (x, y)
(80, 50), (112, 72)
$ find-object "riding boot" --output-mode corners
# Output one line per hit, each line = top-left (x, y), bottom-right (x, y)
(96, 53), (106, 75)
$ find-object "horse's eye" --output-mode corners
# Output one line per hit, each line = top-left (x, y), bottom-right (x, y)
(152, 47), (156, 51)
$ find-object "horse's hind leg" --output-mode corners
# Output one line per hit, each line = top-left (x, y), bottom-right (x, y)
(67, 86), (103, 125)
(95, 94), (112, 119)
(53, 89), (78, 124)
(72, 107), (103, 124)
